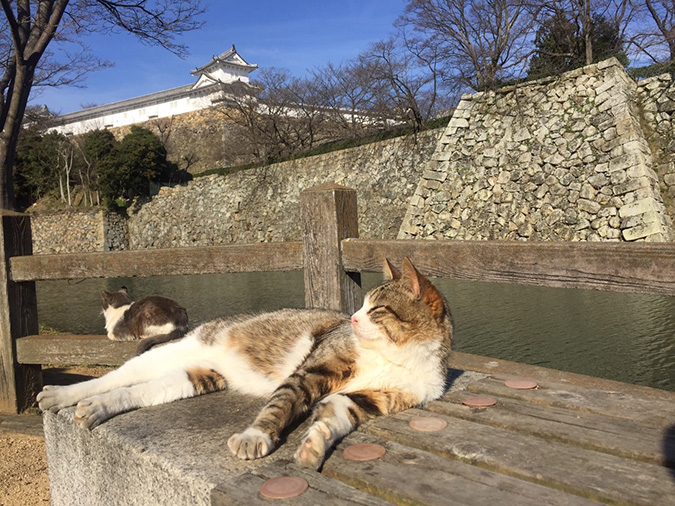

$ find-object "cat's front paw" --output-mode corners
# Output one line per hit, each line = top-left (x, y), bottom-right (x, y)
(74, 398), (110, 430)
(294, 422), (331, 470)
(228, 427), (274, 460)
(37, 385), (78, 412)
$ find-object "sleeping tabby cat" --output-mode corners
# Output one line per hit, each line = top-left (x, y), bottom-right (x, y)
(102, 287), (189, 354)
(38, 257), (453, 470)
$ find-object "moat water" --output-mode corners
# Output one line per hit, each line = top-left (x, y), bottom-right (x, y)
(36, 271), (675, 392)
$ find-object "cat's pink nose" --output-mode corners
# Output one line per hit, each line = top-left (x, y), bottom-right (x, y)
(351, 314), (358, 324)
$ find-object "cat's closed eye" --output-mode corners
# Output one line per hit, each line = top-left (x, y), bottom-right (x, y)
(368, 305), (402, 321)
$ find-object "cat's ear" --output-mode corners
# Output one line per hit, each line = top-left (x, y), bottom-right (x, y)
(401, 257), (446, 318)
(383, 258), (401, 280)
(401, 257), (423, 298)
(119, 286), (128, 294)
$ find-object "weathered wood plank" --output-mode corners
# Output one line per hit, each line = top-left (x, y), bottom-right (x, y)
(342, 239), (675, 295)
(0, 413), (44, 437)
(9, 241), (303, 282)
(0, 211), (42, 413)
(465, 377), (675, 427)
(323, 432), (601, 506)
(364, 408), (675, 505)
(16, 334), (136, 366)
(301, 184), (362, 313)
(449, 351), (675, 402)
(212, 461), (391, 506)
(429, 392), (672, 466)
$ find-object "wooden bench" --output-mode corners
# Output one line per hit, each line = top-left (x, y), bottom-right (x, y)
(42, 351), (675, 505)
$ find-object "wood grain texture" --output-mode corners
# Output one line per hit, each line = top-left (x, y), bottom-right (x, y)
(212, 461), (391, 506)
(342, 239), (675, 295)
(9, 241), (303, 281)
(323, 432), (599, 506)
(465, 376), (675, 427)
(301, 184), (362, 313)
(432, 391), (671, 466)
(0, 212), (41, 413)
(364, 408), (674, 505)
(16, 334), (137, 366)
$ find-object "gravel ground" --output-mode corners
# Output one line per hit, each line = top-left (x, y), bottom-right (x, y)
(0, 365), (113, 506)
(0, 432), (49, 506)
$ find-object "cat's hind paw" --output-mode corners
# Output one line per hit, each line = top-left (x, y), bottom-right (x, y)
(74, 398), (110, 430)
(37, 385), (78, 413)
(294, 422), (331, 470)
(228, 427), (273, 460)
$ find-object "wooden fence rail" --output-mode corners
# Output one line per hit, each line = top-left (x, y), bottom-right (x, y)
(2, 183), (675, 413)
(341, 239), (675, 296)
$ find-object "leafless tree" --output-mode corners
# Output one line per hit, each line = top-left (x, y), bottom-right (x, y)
(400, 0), (536, 91)
(310, 61), (385, 136)
(0, 0), (205, 210)
(219, 68), (331, 163)
(631, 0), (675, 64)
(72, 136), (99, 206)
(54, 135), (75, 206)
(357, 33), (453, 129)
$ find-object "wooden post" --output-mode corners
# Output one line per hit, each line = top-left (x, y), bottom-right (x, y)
(0, 211), (41, 413)
(301, 183), (362, 314)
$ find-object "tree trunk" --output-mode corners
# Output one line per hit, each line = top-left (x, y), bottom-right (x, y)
(58, 175), (65, 203)
(584, 0), (593, 65)
(0, 63), (37, 211)
(0, 140), (15, 210)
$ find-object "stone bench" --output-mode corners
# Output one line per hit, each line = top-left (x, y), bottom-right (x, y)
(44, 390), (384, 506)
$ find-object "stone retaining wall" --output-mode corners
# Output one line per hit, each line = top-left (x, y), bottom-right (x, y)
(31, 59), (675, 253)
(31, 210), (128, 254)
(399, 58), (673, 242)
(126, 130), (441, 248)
(636, 73), (675, 224)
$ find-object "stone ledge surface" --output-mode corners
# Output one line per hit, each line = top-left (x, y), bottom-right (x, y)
(43, 391), (302, 506)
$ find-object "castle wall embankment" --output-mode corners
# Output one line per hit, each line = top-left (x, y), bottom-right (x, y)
(31, 59), (675, 254)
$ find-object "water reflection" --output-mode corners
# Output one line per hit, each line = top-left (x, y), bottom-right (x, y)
(36, 271), (675, 392)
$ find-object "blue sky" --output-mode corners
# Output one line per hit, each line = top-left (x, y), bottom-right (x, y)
(32, 1), (408, 115)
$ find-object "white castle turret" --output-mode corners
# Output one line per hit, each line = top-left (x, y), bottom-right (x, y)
(49, 45), (257, 136)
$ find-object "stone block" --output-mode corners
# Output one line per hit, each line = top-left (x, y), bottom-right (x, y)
(612, 176), (651, 196)
(449, 117), (469, 128)
(622, 220), (667, 241)
(598, 57), (622, 70)
(618, 198), (662, 218)
(609, 153), (639, 172)
(578, 198), (601, 214)
(423, 170), (447, 182)
(43, 391), (311, 506)
(597, 93), (625, 113)
(410, 195), (425, 208)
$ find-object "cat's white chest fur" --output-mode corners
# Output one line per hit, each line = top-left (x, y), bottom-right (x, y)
(345, 338), (445, 403)
(103, 303), (131, 338)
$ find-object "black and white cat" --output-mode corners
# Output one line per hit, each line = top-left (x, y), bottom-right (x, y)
(101, 287), (189, 354)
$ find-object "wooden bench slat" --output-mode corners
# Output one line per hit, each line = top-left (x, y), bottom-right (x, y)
(430, 393), (670, 466)
(364, 408), (675, 505)
(323, 432), (600, 506)
(448, 352), (675, 402)
(212, 462), (391, 506)
(466, 376), (675, 427)
(16, 334), (136, 366)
